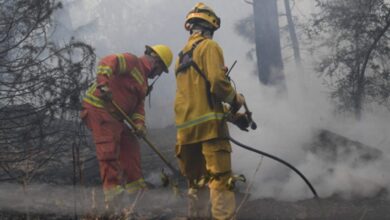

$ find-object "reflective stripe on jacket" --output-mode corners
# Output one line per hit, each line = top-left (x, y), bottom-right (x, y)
(83, 53), (148, 125)
(174, 33), (237, 145)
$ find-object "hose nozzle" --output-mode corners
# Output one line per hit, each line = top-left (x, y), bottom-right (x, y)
(243, 99), (257, 130)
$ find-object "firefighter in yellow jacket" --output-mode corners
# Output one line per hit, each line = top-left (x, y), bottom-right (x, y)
(174, 3), (249, 219)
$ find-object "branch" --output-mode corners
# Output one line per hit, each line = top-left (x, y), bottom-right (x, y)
(360, 10), (390, 79)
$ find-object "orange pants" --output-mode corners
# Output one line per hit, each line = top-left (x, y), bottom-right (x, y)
(81, 107), (145, 199)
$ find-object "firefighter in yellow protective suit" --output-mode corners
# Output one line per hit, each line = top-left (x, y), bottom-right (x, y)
(174, 3), (249, 219)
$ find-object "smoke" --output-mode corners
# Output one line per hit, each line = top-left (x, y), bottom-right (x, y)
(230, 60), (390, 201)
(48, 0), (390, 203)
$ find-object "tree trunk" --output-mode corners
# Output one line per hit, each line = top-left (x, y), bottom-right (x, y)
(354, 11), (390, 119)
(284, 0), (301, 67)
(253, 0), (285, 88)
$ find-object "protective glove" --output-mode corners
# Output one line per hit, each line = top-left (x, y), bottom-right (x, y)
(231, 93), (245, 113)
(134, 124), (147, 137)
(96, 84), (124, 120)
(97, 84), (112, 102)
(230, 112), (250, 131)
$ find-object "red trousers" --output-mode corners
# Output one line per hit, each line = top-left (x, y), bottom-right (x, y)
(81, 106), (145, 196)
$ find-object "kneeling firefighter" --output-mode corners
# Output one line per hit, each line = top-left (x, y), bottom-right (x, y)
(174, 2), (250, 219)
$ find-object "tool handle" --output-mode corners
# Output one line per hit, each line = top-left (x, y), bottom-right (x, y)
(226, 60), (237, 77)
(111, 101), (181, 177)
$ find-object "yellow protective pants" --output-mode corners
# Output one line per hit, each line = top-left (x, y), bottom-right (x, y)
(176, 138), (236, 220)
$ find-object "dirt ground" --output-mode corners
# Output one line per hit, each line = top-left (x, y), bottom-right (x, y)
(2, 191), (390, 220)
(125, 189), (390, 220)
(2, 127), (390, 219)
(236, 195), (390, 220)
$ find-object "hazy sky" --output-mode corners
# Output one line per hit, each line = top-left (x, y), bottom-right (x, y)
(53, 0), (390, 201)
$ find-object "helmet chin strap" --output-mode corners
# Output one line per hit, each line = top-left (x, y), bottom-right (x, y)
(191, 27), (214, 38)
(147, 74), (160, 96)
(146, 74), (161, 108)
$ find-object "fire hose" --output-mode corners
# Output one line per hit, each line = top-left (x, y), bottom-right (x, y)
(229, 135), (318, 198)
(229, 99), (318, 198)
(226, 60), (318, 198)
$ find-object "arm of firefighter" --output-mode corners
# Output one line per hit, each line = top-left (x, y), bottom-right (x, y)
(130, 98), (146, 137)
(96, 55), (119, 84)
(202, 40), (237, 105)
(96, 53), (129, 89)
(96, 55), (118, 98)
(131, 98), (146, 128)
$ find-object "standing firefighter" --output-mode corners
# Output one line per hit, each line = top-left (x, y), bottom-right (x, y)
(80, 45), (173, 212)
(174, 2), (249, 219)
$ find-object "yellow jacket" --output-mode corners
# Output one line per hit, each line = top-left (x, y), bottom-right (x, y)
(174, 33), (237, 145)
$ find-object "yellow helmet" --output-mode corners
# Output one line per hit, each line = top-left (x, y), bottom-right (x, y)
(145, 44), (173, 73)
(185, 2), (220, 31)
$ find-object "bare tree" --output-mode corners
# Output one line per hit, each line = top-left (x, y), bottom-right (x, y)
(0, 0), (95, 185)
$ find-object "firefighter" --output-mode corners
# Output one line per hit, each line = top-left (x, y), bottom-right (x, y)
(80, 45), (173, 213)
(174, 3), (249, 219)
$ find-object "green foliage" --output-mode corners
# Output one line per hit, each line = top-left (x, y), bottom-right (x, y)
(308, 0), (390, 116)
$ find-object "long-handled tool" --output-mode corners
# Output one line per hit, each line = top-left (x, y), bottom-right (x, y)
(110, 100), (185, 198)
(110, 100), (181, 179)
